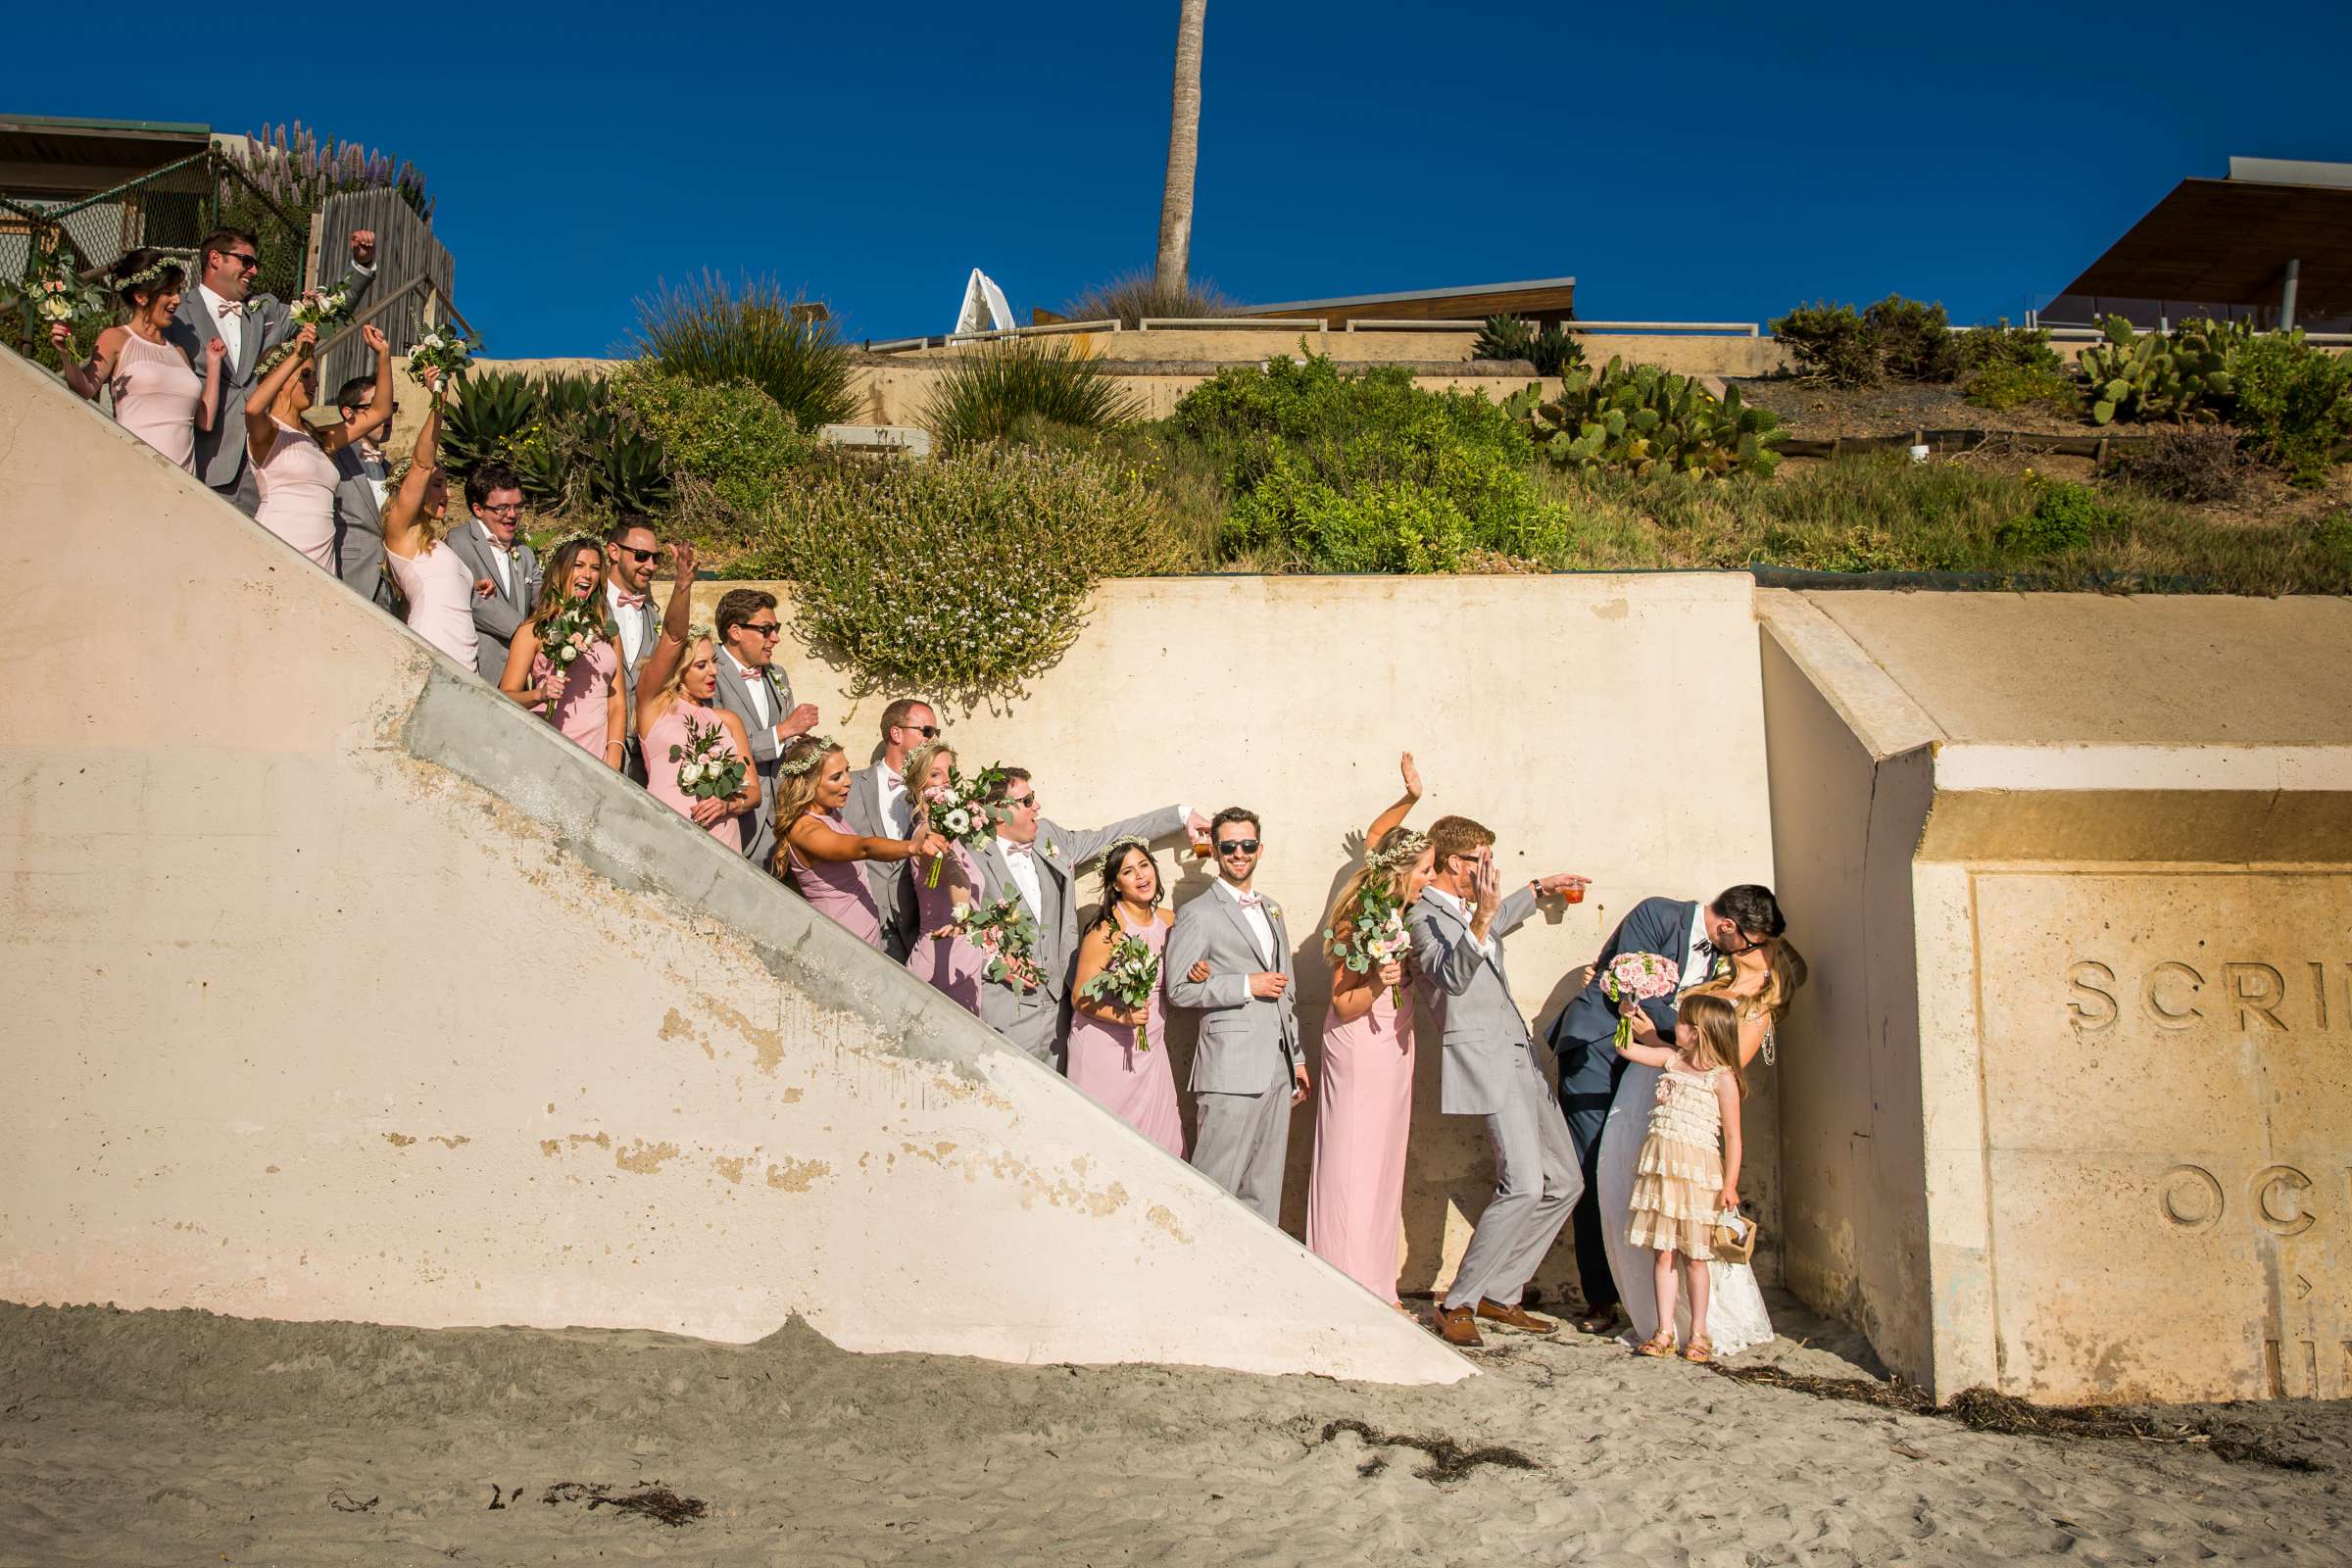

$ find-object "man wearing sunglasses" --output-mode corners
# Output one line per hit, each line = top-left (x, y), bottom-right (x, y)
(1166, 807), (1305, 1225)
(603, 518), (667, 783)
(710, 588), (820, 869)
(843, 698), (940, 959)
(172, 224), (378, 514)
(1542, 882), (1786, 1336)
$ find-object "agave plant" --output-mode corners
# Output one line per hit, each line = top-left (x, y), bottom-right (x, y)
(440, 369), (539, 476)
(1503, 358), (1783, 477)
(588, 430), (674, 515)
(1471, 315), (1585, 377)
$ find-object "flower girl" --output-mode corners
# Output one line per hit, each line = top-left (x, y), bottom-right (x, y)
(1617, 991), (1744, 1363)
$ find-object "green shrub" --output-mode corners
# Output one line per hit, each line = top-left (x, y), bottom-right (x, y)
(2228, 331), (2352, 485)
(1769, 301), (1881, 387)
(1472, 315), (1585, 376)
(1059, 270), (1241, 327)
(607, 362), (814, 520)
(1863, 295), (1958, 382)
(749, 446), (1182, 705)
(1507, 358), (1783, 478)
(2317, 509), (2352, 564)
(921, 339), (1141, 450)
(1999, 477), (2115, 556)
(1174, 354), (1562, 571)
(635, 272), (856, 433)
(1964, 362), (2082, 416)
(1955, 321), (2061, 374)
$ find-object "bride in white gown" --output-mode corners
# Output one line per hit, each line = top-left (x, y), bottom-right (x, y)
(1596, 943), (1805, 1356)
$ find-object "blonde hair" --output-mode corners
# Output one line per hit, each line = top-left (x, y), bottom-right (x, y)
(768, 733), (846, 873)
(1683, 935), (1808, 1029)
(650, 626), (717, 707)
(1322, 825), (1423, 961)
(902, 739), (956, 800)
(1675, 991), (1745, 1095)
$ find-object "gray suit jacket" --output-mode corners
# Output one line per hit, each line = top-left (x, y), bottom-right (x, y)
(606, 587), (661, 773)
(440, 519), (540, 682)
(168, 265), (374, 490)
(330, 444), (396, 609)
(1165, 883), (1302, 1094)
(708, 654), (793, 868)
(1409, 886), (1539, 1116)
(965, 806), (1189, 1057)
(844, 764), (918, 959)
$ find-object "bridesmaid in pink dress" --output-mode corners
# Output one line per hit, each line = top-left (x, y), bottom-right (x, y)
(1066, 840), (1191, 1156)
(633, 559), (761, 852)
(376, 386), (478, 669)
(244, 320), (398, 569)
(901, 739), (987, 1014)
(497, 537), (626, 769)
(1307, 754), (1436, 1308)
(52, 248), (223, 472)
(773, 735), (943, 950)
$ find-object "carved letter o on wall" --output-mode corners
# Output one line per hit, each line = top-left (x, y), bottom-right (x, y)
(2158, 1164), (2224, 1232)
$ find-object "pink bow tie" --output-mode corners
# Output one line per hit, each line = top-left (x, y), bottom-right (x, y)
(615, 592), (648, 609)
(1234, 891), (1263, 906)
(1003, 842), (1034, 860)
(216, 299), (242, 318)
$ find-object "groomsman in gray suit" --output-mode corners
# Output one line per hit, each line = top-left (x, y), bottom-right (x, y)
(601, 517), (665, 784)
(168, 225), (377, 514)
(1166, 808), (1305, 1225)
(440, 464), (540, 682)
(843, 697), (940, 959)
(1409, 814), (1590, 1348)
(328, 374), (397, 611)
(967, 768), (1205, 1063)
(710, 588), (820, 869)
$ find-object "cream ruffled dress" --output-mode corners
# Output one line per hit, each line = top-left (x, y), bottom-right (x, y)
(1624, 1064), (1727, 1259)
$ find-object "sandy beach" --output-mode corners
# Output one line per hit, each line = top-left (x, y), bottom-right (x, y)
(0, 1298), (2343, 1566)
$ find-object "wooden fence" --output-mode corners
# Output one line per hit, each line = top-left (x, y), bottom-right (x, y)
(312, 187), (454, 394)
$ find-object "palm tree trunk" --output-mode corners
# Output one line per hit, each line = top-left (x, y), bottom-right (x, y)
(1153, 0), (1208, 302)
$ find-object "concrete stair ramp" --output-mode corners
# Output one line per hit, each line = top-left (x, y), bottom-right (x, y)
(0, 347), (1468, 1385)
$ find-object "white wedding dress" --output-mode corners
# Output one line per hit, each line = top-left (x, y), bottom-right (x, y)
(1595, 1046), (1775, 1355)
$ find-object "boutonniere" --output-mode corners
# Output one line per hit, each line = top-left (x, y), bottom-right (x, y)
(1044, 839), (1059, 859)
(1264, 903), (1283, 920)
(244, 300), (265, 317)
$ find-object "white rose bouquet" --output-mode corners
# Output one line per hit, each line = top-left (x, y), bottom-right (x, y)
(529, 596), (612, 714)
(407, 324), (479, 399)
(1078, 930), (1162, 1051)
(255, 284), (356, 375)
(22, 258), (107, 329)
(668, 711), (747, 804)
(913, 760), (1010, 888)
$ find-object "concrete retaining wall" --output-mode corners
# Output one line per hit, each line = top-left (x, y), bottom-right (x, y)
(1759, 589), (2352, 1402)
(0, 347), (1469, 1384)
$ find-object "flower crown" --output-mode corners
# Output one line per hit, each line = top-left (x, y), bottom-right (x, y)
(778, 735), (838, 778)
(1097, 834), (1151, 869)
(1366, 829), (1429, 874)
(112, 255), (179, 292)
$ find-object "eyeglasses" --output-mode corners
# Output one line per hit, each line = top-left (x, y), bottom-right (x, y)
(222, 251), (260, 269)
(742, 620), (782, 638)
(895, 723), (940, 739)
(1215, 838), (1260, 855)
(479, 502), (523, 516)
(617, 545), (660, 564)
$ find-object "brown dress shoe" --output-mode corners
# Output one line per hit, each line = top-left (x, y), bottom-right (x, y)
(1476, 1298), (1559, 1334)
(1432, 1303), (1484, 1348)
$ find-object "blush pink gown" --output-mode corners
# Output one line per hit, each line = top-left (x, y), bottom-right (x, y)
(1307, 977), (1417, 1302)
(540, 635), (618, 759)
(1063, 909), (1185, 1157)
(254, 418), (337, 569)
(643, 698), (744, 854)
(109, 332), (203, 471)
(388, 540), (479, 668)
(906, 843), (985, 1014)
(783, 809), (886, 949)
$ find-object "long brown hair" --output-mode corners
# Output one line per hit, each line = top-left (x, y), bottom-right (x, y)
(1675, 991), (1745, 1095)
(1684, 935), (1808, 1027)
(527, 537), (609, 630)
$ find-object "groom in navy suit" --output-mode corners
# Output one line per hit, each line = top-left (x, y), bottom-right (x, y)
(1544, 884), (1785, 1332)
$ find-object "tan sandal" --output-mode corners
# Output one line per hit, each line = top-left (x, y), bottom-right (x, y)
(1634, 1330), (1677, 1358)
(1682, 1336), (1715, 1364)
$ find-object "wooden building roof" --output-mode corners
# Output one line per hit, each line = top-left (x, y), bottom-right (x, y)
(1240, 276), (1578, 327)
(2054, 162), (2352, 323)
(0, 116), (213, 199)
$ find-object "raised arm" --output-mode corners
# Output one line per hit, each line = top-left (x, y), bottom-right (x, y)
(634, 543), (700, 701)
(1056, 804), (1191, 868)
(319, 325), (394, 456)
(785, 811), (941, 866)
(244, 323), (318, 463)
(379, 392), (444, 559)
(193, 332), (225, 431)
(51, 322), (122, 401)
(1365, 750), (1423, 844)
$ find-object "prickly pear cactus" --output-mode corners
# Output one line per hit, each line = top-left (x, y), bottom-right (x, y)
(1504, 358), (1782, 476)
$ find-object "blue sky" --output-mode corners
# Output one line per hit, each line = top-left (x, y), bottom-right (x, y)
(29, 0), (2352, 357)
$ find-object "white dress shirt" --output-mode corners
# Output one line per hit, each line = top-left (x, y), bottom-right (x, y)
(1422, 886), (1497, 957)
(998, 837), (1044, 920)
(877, 762), (909, 836)
(724, 650), (772, 727)
(607, 580), (651, 666)
(1212, 877), (1279, 968)
(1684, 902), (1718, 990)
(470, 518), (513, 598)
(196, 283), (244, 365)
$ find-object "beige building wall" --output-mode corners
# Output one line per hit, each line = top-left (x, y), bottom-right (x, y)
(691, 574), (1782, 1299)
(1759, 590), (2352, 1403)
(0, 348), (1471, 1386)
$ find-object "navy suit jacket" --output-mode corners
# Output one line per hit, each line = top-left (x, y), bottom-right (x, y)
(1546, 896), (1701, 1104)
